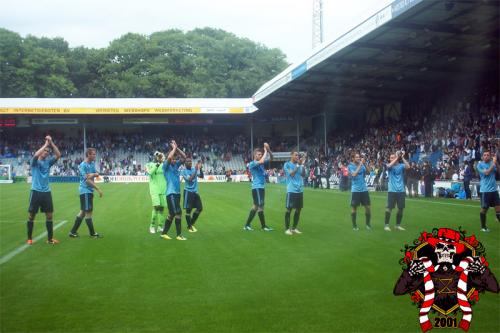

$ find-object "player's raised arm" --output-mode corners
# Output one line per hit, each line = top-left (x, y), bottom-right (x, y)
(351, 156), (363, 176)
(478, 157), (495, 176)
(46, 136), (61, 160)
(387, 152), (400, 168)
(300, 154), (307, 177)
(264, 143), (273, 160)
(288, 164), (300, 177)
(401, 151), (410, 169)
(34, 139), (50, 158)
(166, 141), (177, 163)
(197, 162), (204, 178)
(188, 170), (197, 182)
(362, 157), (372, 172)
(148, 152), (163, 173)
(186, 161), (202, 181)
(176, 145), (187, 160)
(287, 151), (301, 177)
(257, 147), (268, 164)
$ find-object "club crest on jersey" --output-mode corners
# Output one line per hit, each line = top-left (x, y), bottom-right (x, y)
(393, 228), (499, 332)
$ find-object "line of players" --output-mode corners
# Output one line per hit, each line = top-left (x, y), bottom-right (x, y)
(145, 140), (202, 241)
(25, 137), (500, 244)
(147, 141), (305, 237)
(344, 150), (499, 232)
(26, 136), (104, 244)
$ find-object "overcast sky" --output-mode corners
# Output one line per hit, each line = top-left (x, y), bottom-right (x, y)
(1, 0), (392, 64)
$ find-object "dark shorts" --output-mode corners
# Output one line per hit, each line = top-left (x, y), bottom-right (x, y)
(252, 188), (265, 207)
(28, 190), (53, 214)
(80, 193), (94, 212)
(183, 190), (203, 211)
(480, 191), (500, 209)
(387, 192), (406, 209)
(167, 193), (182, 216)
(286, 192), (303, 209)
(351, 191), (371, 207)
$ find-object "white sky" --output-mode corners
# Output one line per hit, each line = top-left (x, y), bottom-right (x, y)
(0, 0), (393, 64)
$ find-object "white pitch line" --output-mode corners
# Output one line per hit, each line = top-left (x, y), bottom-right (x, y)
(0, 220), (68, 266)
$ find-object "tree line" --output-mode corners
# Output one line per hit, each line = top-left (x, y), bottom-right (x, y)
(0, 27), (288, 98)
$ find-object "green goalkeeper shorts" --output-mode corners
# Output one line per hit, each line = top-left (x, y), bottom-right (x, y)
(151, 194), (166, 207)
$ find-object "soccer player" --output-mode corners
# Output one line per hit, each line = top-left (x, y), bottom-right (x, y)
(27, 135), (61, 245)
(181, 158), (203, 233)
(384, 151), (410, 231)
(243, 142), (273, 231)
(69, 148), (103, 238)
(348, 153), (371, 231)
(477, 151), (500, 232)
(160, 140), (187, 240)
(283, 151), (306, 235)
(146, 151), (167, 233)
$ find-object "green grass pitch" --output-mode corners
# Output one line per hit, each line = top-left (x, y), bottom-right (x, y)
(1, 182), (499, 333)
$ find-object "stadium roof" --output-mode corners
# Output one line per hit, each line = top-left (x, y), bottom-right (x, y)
(0, 98), (257, 115)
(252, 0), (500, 116)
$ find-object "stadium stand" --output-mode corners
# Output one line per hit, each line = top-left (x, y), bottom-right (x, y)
(1, 87), (497, 185)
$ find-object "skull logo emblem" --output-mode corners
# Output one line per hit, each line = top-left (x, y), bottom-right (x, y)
(434, 242), (456, 264)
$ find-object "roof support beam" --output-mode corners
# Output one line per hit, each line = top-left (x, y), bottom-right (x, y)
(352, 41), (498, 62)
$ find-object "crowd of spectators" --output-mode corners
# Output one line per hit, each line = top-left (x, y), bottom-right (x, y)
(0, 131), (251, 176)
(1, 89), (498, 183)
(302, 90), (499, 190)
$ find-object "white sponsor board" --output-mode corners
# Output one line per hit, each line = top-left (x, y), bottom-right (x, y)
(103, 175), (149, 183)
(96, 175), (250, 183)
(269, 176), (278, 184)
(199, 175), (250, 182)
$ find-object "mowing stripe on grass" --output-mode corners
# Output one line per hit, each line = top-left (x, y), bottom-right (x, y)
(404, 198), (478, 208)
(0, 220), (33, 223)
(309, 189), (479, 208)
(0, 220), (67, 266)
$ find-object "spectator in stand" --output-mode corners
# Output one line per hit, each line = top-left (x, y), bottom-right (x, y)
(422, 161), (434, 197)
(406, 162), (420, 198)
(325, 161), (332, 190)
(340, 162), (349, 191)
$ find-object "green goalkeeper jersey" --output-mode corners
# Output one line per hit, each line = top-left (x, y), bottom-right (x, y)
(146, 162), (166, 195)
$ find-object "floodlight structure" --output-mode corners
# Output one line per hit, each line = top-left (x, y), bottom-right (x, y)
(312, 0), (324, 49)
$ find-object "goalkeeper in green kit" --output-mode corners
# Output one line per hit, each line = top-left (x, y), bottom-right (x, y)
(146, 151), (167, 233)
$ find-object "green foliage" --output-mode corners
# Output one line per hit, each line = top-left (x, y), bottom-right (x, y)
(0, 27), (288, 98)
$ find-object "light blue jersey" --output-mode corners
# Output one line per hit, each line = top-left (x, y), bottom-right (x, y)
(31, 156), (57, 192)
(477, 161), (497, 193)
(79, 161), (97, 194)
(284, 161), (303, 193)
(348, 163), (367, 192)
(249, 160), (266, 189)
(164, 160), (182, 195)
(388, 163), (405, 193)
(182, 167), (199, 193)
